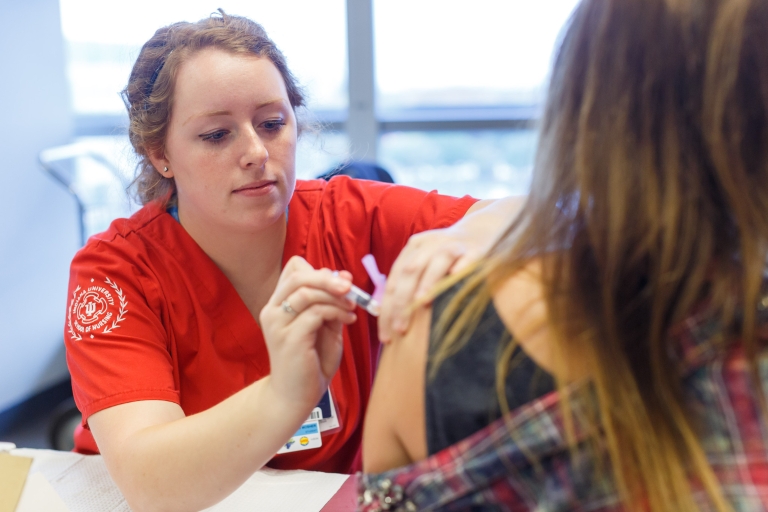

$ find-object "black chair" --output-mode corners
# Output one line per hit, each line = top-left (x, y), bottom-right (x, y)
(317, 161), (395, 183)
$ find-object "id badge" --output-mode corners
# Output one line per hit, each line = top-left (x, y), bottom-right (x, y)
(317, 389), (340, 433)
(277, 408), (323, 454)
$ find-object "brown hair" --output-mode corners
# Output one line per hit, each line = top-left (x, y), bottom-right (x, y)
(432, 0), (768, 510)
(121, 10), (305, 205)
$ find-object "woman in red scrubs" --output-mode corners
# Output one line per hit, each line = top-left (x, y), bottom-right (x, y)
(64, 10), (520, 512)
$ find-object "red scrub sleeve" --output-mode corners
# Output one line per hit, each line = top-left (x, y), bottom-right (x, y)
(64, 235), (180, 439)
(321, 176), (479, 275)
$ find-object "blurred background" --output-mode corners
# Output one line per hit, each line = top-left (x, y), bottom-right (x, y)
(0, 0), (577, 449)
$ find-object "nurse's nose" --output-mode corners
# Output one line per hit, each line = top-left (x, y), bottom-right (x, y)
(240, 126), (268, 169)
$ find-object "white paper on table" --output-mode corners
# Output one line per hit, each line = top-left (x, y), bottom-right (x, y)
(12, 449), (130, 512)
(12, 448), (83, 478)
(11, 448), (348, 512)
(204, 468), (349, 512)
(16, 472), (70, 512)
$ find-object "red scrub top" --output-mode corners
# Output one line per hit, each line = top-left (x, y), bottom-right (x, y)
(64, 176), (477, 474)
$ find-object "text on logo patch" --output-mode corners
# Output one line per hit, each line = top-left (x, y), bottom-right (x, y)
(68, 276), (128, 340)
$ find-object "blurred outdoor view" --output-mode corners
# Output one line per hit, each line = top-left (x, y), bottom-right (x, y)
(58, 0), (577, 236)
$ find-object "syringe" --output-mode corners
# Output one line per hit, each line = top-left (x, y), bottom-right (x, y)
(344, 284), (381, 317)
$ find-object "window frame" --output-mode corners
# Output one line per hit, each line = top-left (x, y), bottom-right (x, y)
(72, 0), (539, 154)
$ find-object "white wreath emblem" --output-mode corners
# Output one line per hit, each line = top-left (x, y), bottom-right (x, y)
(103, 277), (128, 333)
(68, 285), (82, 341)
(67, 277), (129, 340)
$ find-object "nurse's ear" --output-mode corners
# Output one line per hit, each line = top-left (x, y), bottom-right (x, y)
(148, 150), (175, 179)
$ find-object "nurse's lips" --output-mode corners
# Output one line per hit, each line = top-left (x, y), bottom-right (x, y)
(232, 180), (276, 196)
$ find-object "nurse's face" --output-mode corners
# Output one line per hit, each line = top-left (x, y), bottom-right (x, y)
(156, 48), (297, 233)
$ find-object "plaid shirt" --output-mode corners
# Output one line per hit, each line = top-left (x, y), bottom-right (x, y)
(358, 303), (768, 511)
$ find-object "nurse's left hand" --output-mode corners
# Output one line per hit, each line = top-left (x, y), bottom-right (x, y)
(377, 225), (478, 343)
(378, 196), (527, 343)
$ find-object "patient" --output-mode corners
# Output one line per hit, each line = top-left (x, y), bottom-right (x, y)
(361, 0), (768, 510)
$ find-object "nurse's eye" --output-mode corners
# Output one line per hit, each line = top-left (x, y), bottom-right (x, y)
(262, 119), (286, 132)
(199, 130), (229, 144)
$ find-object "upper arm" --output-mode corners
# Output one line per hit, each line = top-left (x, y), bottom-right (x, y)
(66, 241), (179, 430)
(322, 177), (478, 274)
(363, 303), (432, 473)
(370, 189), (479, 274)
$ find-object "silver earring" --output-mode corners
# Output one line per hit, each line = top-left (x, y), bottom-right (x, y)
(163, 166), (169, 173)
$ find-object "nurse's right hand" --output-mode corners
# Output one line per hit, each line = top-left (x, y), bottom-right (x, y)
(88, 257), (356, 512)
(260, 256), (356, 418)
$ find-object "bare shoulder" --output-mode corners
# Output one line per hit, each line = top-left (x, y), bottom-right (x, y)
(491, 261), (554, 374)
(363, 260), (566, 474)
(363, 303), (432, 473)
(492, 260), (587, 379)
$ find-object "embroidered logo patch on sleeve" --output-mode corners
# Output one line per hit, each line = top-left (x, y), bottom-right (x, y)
(68, 276), (129, 340)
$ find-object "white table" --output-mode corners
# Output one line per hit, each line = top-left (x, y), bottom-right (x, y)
(7, 447), (351, 512)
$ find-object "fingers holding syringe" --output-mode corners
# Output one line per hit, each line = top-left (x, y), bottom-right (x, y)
(268, 257), (356, 317)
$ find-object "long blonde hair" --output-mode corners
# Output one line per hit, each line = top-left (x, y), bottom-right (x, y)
(432, 0), (768, 510)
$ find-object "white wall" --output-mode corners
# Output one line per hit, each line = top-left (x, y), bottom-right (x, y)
(0, 0), (79, 411)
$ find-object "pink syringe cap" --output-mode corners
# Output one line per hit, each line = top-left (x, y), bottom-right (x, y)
(362, 254), (387, 302)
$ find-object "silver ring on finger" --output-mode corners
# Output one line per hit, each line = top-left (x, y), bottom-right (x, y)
(281, 300), (297, 315)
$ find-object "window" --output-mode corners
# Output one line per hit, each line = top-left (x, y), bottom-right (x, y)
(374, 0), (579, 110)
(58, 0), (579, 198)
(59, 0), (351, 214)
(370, 1), (577, 196)
(60, 0), (348, 115)
(380, 130), (537, 198)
